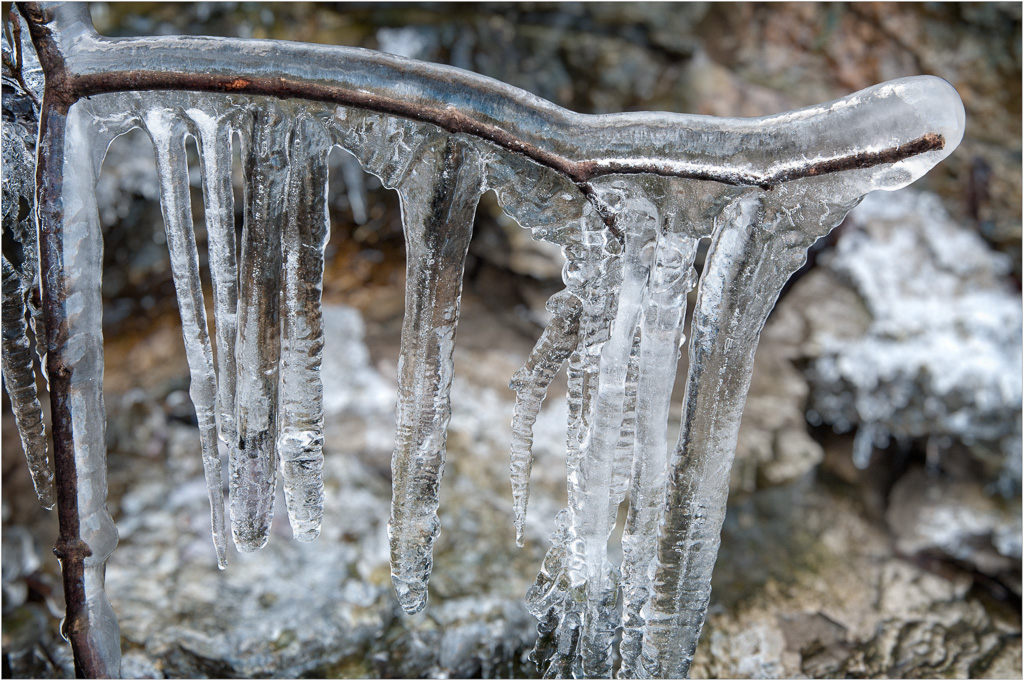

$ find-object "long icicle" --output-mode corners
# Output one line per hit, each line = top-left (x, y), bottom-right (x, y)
(576, 196), (658, 678)
(186, 99), (239, 475)
(144, 105), (228, 568)
(277, 115), (331, 541)
(509, 288), (581, 547)
(618, 231), (697, 678)
(1, 258), (54, 508)
(231, 104), (289, 552)
(2, 90), (53, 508)
(639, 187), (858, 677)
(388, 135), (482, 614)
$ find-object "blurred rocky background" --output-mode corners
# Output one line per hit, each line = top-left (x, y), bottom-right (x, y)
(3, 3), (1021, 678)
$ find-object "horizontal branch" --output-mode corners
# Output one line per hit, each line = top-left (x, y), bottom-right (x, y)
(20, 2), (962, 194)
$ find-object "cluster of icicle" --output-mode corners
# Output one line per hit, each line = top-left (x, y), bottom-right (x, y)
(4, 73), (965, 677)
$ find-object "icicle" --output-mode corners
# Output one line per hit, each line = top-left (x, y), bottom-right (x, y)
(609, 328), (641, 514)
(277, 116), (331, 541)
(640, 186), (862, 678)
(852, 422), (877, 469)
(185, 99), (240, 466)
(388, 135), (483, 614)
(143, 104), (228, 568)
(573, 184), (659, 678)
(1, 259), (53, 508)
(617, 232), (698, 679)
(231, 104), (290, 552)
(509, 288), (582, 547)
(339, 149), (369, 224)
(523, 202), (619, 677)
(1, 92), (52, 508)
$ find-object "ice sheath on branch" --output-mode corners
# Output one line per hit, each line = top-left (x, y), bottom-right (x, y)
(10, 2), (964, 677)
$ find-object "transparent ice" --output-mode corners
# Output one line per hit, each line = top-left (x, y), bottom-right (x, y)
(2, 6), (966, 677)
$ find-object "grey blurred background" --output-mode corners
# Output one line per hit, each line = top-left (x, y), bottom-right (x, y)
(2, 3), (1021, 678)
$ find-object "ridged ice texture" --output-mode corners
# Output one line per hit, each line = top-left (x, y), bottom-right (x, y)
(185, 99), (240, 465)
(610, 329), (640, 515)
(277, 115), (332, 542)
(231, 103), (290, 551)
(142, 102), (229, 568)
(387, 135), (484, 614)
(509, 289), (582, 546)
(1, 93), (53, 509)
(523, 201), (622, 678)
(0, 260), (52, 506)
(58, 95), (141, 677)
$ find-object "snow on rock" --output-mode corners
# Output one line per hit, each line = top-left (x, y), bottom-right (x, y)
(887, 467), (1022, 579)
(807, 189), (1022, 489)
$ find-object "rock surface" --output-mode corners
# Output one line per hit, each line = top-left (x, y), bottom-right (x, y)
(806, 190), (1021, 489)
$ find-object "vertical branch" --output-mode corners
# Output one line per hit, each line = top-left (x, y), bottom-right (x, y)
(35, 99), (120, 680)
(21, 5), (120, 677)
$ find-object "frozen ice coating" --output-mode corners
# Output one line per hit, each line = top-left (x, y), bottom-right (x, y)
(59, 97), (130, 677)
(8, 3), (969, 678)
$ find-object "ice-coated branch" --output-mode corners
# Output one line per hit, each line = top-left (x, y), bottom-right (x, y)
(30, 94), (124, 678)
(13, 3), (967, 679)
(18, 3), (963, 216)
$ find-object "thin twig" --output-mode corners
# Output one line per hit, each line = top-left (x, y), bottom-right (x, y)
(5, 7), (40, 106)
